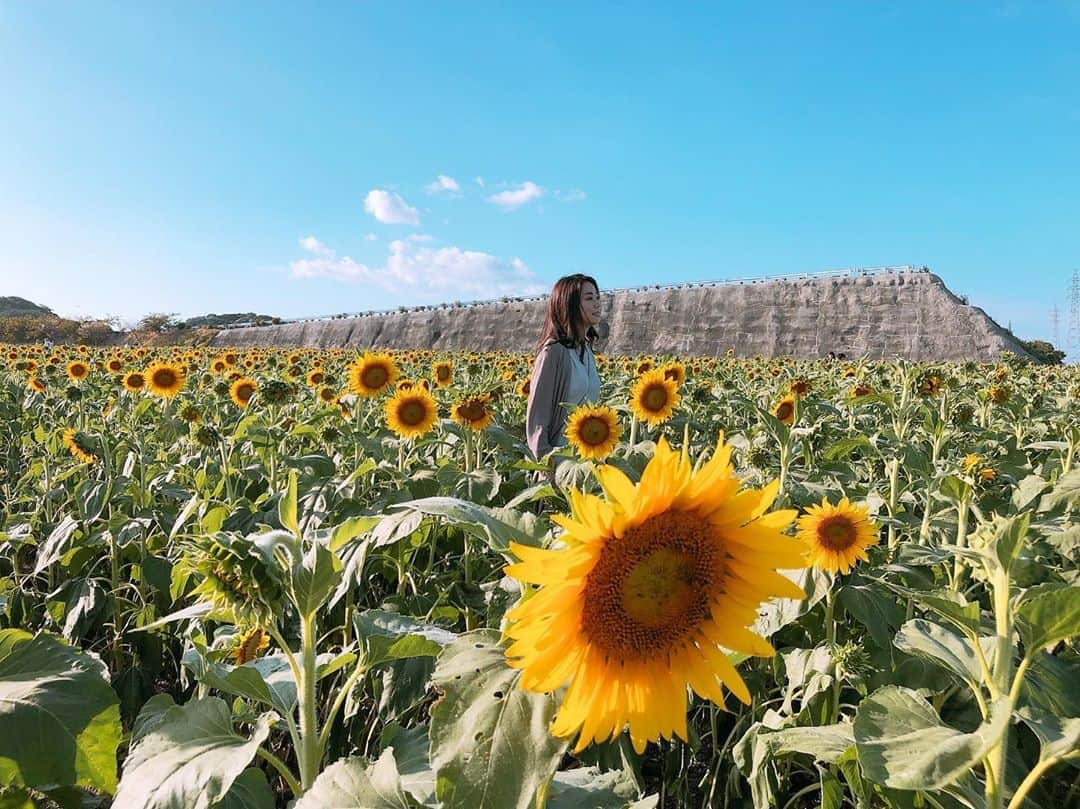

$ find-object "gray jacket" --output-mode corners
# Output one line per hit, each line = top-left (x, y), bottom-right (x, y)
(525, 341), (575, 461)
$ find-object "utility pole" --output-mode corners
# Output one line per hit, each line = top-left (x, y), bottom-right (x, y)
(1050, 304), (1060, 348)
(1069, 271), (1080, 351)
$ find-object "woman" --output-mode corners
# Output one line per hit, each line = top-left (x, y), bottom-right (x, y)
(525, 274), (603, 473)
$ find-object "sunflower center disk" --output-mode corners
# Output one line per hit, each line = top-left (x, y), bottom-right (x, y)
(581, 510), (721, 662)
(579, 417), (610, 445)
(642, 386), (668, 411)
(817, 516), (857, 551)
(363, 367), (388, 388)
(398, 400), (427, 426)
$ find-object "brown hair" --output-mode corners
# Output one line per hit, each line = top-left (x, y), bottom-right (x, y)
(534, 274), (600, 359)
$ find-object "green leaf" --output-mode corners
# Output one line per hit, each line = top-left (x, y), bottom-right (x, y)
(546, 767), (642, 809)
(291, 542), (342, 618)
(293, 750), (422, 809)
(112, 697), (272, 809)
(429, 630), (567, 809)
(0, 630), (121, 794)
(752, 567), (830, 639)
(329, 516), (381, 551)
(1018, 709), (1080, 763)
(278, 471), (298, 536)
(384, 498), (542, 553)
(182, 650), (299, 715)
(354, 610), (457, 668)
(1011, 475), (1048, 512)
(893, 619), (993, 687)
(1038, 468), (1080, 512)
(32, 515), (79, 575)
(1018, 651), (1080, 717)
(214, 767), (275, 809)
(1017, 586), (1080, 653)
(854, 686), (1010, 790)
(837, 582), (904, 649)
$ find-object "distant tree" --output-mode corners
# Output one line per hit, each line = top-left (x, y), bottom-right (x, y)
(138, 312), (179, 333)
(75, 319), (118, 345)
(1020, 339), (1066, 365)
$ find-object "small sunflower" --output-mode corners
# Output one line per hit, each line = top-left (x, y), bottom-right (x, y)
(772, 395), (796, 426)
(917, 374), (942, 397)
(230, 377), (257, 408)
(385, 389), (439, 440)
(306, 369), (325, 387)
(433, 361), (453, 388)
(232, 627), (270, 665)
(516, 378), (531, 398)
(848, 384), (873, 400)
(316, 385), (337, 404)
(629, 370), (679, 426)
(565, 404), (622, 460)
(27, 377), (46, 394)
(62, 428), (98, 465)
(660, 361), (687, 386)
(122, 371), (145, 395)
(505, 433), (806, 754)
(788, 379), (811, 397)
(105, 357), (124, 374)
(347, 352), (400, 397)
(796, 497), (879, 575)
(988, 385), (1010, 404)
(146, 362), (186, 398)
(66, 361), (90, 382)
(635, 358), (654, 376)
(452, 395), (493, 431)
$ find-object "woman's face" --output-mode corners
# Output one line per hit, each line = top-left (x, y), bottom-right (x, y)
(579, 282), (602, 327)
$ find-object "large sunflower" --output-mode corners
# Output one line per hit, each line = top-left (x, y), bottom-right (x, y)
(452, 395), (493, 431)
(385, 389), (439, 439)
(795, 497), (879, 574)
(505, 434), (806, 754)
(628, 370), (679, 426)
(230, 377), (258, 408)
(347, 352), (400, 397)
(565, 404), (622, 460)
(146, 362), (186, 398)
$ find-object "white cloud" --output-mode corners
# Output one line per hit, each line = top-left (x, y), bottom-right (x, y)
(364, 232), (378, 241)
(363, 189), (421, 225)
(556, 189), (586, 202)
(299, 235), (333, 256)
(408, 233), (434, 242)
(290, 237), (546, 301)
(488, 181), (544, 210)
(426, 175), (461, 194)
(475, 176), (485, 187)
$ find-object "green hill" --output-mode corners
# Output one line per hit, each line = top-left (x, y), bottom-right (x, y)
(0, 296), (54, 318)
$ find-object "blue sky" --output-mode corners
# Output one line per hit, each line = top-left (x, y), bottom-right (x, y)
(1, 2), (1077, 356)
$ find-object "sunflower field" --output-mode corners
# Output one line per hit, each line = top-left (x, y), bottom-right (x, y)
(1, 342), (1078, 809)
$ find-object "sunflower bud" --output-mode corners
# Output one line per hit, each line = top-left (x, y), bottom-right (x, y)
(184, 533), (286, 623)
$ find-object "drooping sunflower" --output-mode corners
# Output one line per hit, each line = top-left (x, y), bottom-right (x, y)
(504, 433), (806, 754)
(772, 395), (796, 426)
(62, 428), (98, 465)
(66, 360), (90, 382)
(788, 378), (811, 397)
(432, 361), (453, 388)
(230, 377), (257, 408)
(385, 388), (439, 439)
(917, 373), (942, 397)
(347, 352), (400, 398)
(629, 370), (679, 426)
(27, 377), (46, 394)
(452, 395), (493, 431)
(565, 404), (622, 460)
(146, 362), (186, 398)
(795, 497), (879, 575)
